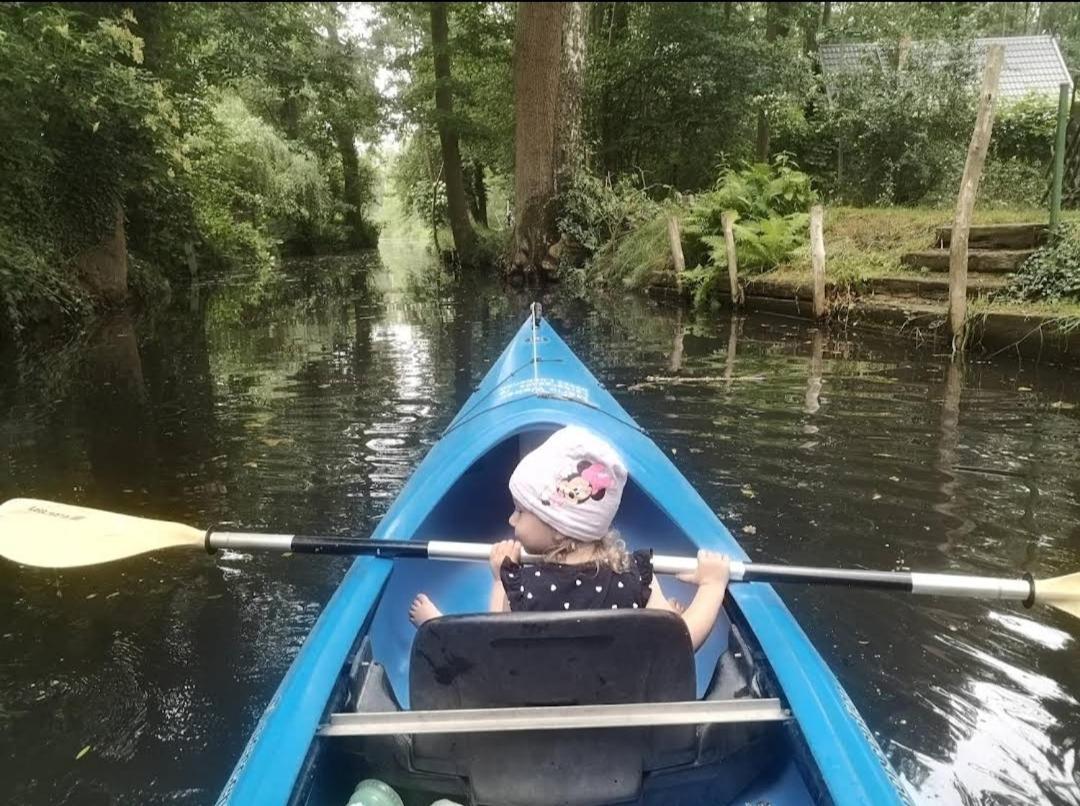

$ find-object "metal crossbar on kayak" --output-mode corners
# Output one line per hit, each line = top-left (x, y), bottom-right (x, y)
(317, 698), (790, 737)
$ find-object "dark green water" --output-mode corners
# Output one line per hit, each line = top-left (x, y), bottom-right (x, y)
(1, 242), (1078, 804)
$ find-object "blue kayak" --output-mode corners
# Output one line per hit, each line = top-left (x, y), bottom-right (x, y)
(217, 308), (908, 806)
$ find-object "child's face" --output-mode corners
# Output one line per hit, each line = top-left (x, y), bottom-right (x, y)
(508, 506), (558, 553)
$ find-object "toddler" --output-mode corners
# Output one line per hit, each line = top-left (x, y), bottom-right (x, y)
(409, 425), (729, 650)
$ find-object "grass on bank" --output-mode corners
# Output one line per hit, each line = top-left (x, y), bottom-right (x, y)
(597, 204), (1080, 321)
(771, 206), (1080, 288)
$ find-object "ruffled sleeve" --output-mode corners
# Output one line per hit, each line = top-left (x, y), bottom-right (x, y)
(500, 557), (526, 610)
(632, 549), (654, 607)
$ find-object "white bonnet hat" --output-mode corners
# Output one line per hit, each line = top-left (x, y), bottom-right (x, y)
(508, 425), (628, 542)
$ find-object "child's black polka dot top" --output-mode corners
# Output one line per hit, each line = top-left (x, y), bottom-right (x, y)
(500, 550), (653, 611)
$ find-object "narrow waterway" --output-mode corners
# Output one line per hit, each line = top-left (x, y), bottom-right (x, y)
(0, 241), (1078, 804)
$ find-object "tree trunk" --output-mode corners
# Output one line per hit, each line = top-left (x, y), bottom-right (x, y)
(512, 2), (565, 275)
(756, 4), (782, 162)
(513, 2), (587, 276)
(557, 2), (588, 189)
(430, 2), (477, 265)
(332, 121), (372, 250)
(76, 200), (128, 305)
(471, 161), (488, 227)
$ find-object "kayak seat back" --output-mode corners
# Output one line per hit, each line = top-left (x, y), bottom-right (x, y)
(409, 609), (697, 806)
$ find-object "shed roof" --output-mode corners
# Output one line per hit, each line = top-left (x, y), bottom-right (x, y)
(820, 35), (1072, 102)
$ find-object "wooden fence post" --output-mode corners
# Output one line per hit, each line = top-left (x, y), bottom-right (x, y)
(809, 204), (826, 318)
(722, 211), (743, 306)
(1051, 82), (1070, 228)
(948, 44), (1004, 350)
(667, 215), (685, 293)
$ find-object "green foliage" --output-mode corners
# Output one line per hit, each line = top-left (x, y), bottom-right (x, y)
(976, 157), (1048, 209)
(0, 4), (177, 330)
(686, 159), (814, 279)
(0, 2), (383, 337)
(992, 94), (1057, 164)
(587, 3), (814, 189)
(688, 157), (816, 232)
(593, 213), (676, 290)
(1008, 225), (1080, 303)
(821, 44), (976, 205)
(187, 93), (344, 272)
(376, 2), (513, 240)
(699, 214), (810, 274)
(391, 131), (448, 225)
(557, 173), (662, 256)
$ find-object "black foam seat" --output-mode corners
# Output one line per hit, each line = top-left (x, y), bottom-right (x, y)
(408, 610), (698, 806)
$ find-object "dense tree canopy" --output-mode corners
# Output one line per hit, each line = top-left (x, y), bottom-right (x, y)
(3, 1), (1080, 335)
(0, 2), (381, 335)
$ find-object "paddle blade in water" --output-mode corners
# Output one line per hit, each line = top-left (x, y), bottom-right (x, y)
(1035, 572), (1080, 621)
(0, 498), (205, 569)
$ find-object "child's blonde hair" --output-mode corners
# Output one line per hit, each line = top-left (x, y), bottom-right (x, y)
(542, 529), (631, 573)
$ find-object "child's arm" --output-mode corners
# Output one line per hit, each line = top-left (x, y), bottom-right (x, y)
(488, 580), (509, 613)
(667, 550), (730, 650)
(488, 539), (522, 613)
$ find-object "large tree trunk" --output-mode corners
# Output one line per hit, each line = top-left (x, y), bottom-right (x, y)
(557, 2), (587, 187)
(430, 2), (477, 265)
(512, 2), (586, 277)
(332, 121), (372, 249)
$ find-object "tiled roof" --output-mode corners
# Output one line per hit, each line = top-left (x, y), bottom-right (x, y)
(820, 35), (1072, 101)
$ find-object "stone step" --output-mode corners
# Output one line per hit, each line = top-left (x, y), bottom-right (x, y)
(934, 223), (1048, 249)
(900, 249), (1035, 273)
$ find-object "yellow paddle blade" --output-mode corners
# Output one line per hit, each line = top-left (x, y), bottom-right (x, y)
(1035, 572), (1080, 621)
(0, 498), (205, 569)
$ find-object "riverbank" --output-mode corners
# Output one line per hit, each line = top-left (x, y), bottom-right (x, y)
(694, 275), (1080, 362)
(645, 206), (1080, 363)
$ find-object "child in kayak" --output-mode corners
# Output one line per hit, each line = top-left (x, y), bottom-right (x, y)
(409, 425), (730, 650)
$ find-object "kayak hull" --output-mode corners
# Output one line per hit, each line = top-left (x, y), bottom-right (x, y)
(217, 311), (907, 806)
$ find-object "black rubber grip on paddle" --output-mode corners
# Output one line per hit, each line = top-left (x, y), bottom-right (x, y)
(289, 536), (429, 559)
(741, 563), (914, 591)
(1022, 572), (1036, 608)
(204, 525), (220, 555)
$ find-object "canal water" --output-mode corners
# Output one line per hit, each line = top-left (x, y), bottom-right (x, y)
(0, 241), (1078, 805)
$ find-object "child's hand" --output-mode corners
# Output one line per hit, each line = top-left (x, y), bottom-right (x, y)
(489, 539), (522, 578)
(676, 550), (730, 589)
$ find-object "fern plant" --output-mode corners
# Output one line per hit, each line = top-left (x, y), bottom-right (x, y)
(676, 158), (815, 305)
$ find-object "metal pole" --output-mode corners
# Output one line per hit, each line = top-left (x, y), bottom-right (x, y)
(1051, 81), (1070, 229)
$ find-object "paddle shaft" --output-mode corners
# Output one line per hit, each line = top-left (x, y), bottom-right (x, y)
(207, 531), (1036, 605)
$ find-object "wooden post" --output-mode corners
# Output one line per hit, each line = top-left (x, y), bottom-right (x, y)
(722, 211), (743, 306)
(897, 35), (912, 71)
(1051, 81), (1070, 228)
(948, 44), (1004, 349)
(667, 215), (685, 292)
(804, 329), (824, 415)
(184, 241), (200, 314)
(670, 308), (684, 371)
(723, 315), (739, 387)
(809, 204), (826, 318)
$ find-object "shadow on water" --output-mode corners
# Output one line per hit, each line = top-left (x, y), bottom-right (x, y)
(0, 242), (1079, 804)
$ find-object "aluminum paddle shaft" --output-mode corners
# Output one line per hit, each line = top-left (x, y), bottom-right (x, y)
(207, 532), (1037, 607)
